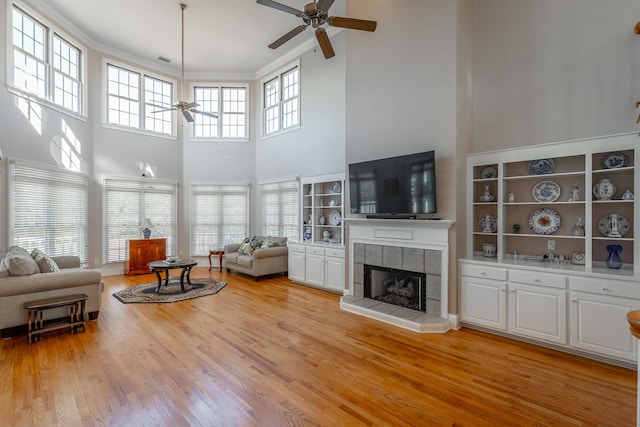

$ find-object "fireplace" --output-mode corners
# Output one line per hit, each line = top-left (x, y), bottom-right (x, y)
(364, 265), (427, 312)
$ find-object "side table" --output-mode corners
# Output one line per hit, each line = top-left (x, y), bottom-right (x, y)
(209, 248), (224, 272)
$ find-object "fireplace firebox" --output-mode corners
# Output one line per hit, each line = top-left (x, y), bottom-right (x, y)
(364, 265), (427, 313)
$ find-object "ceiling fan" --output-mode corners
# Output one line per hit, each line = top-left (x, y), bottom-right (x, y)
(257, 0), (377, 59)
(153, 3), (217, 123)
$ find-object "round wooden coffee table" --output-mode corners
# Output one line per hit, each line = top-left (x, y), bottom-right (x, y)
(148, 258), (198, 293)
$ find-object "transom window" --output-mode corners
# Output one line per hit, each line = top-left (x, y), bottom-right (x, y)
(105, 61), (175, 136)
(260, 179), (299, 240)
(193, 84), (248, 140)
(262, 63), (299, 136)
(11, 5), (84, 115)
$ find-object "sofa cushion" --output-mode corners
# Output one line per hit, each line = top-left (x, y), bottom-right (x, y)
(236, 255), (253, 268)
(31, 249), (60, 273)
(5, 246), (40, 276)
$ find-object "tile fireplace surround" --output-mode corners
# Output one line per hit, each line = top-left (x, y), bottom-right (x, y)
(341, 218), (455, 333)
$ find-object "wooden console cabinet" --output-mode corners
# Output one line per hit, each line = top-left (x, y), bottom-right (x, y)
(126, 238), (166, 276)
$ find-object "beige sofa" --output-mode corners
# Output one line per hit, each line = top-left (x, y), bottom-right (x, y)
(223, 236), (288, 280)
(0, 247), (103, 338)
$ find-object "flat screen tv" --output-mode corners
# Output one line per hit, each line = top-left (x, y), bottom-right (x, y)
(348, 150), (437, 218)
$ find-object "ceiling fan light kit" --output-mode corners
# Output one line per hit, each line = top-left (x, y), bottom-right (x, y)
(257, 0), (377, 59)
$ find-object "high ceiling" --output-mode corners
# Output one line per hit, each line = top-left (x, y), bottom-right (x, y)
(37, 0), (348, 76)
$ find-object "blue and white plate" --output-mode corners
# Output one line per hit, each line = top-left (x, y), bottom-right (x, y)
(528, 159), (555, 175)
(303, 227), (312, 240)
(528, 208), (561, 235)
(532, 180), (561, 202)
(601, 152), (628, 169)
(480, 166), (498, 179)
(597, 214), (630, 237)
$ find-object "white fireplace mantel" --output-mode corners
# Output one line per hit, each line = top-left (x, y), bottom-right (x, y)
(341, 218), (455, 333)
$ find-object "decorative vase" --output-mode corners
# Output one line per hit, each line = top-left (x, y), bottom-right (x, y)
(593, 178), (616, 201)
(480, 184), (494, 202)
(143, 228), (152, 239)
(482, 243), (496, 258)
(605, 244), (623, 269)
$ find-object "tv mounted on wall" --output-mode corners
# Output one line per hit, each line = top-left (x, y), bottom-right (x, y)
(348, 150), (437, 219)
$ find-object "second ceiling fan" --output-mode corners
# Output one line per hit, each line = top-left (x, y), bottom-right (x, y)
(257, 0), (377, 59)
(153, 3), (217, 123)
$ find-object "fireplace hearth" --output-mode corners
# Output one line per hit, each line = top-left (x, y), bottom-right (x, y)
(364, 265), (427, 312)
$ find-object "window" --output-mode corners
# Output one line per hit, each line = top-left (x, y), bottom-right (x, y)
(193, 85), (248, 140)
(11, 5), (84, 115)
(8, 159), (88, 264)
(190, 183), (249, 255)
(105, 61), (175, 136)
(262, 64), (299, 136)
(103, 177), (177, 263)
(260, 179), (299, 240)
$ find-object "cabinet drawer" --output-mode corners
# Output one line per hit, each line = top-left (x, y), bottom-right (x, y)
(306, 246), (325, 255)
(570, 276), (640, 299)
(509, 269), (567, 289)
(288, 244), (306, 254)
(460, 263), (507, 281)
(325, 248), (345, 258)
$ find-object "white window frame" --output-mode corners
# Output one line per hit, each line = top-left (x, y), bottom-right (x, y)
(102, 175), (178, 264)
(190, 82), (249, 142)
(260, 177), (300, 240)
(190, 182), (250, 255)
(8, 2), (87, 118)
(260, 60), (300, 138)
(102, 58), (177, 138)
(8, 158), (89, 265)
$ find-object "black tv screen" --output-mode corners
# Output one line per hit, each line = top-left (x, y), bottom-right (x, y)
(348, 150), (437, 217)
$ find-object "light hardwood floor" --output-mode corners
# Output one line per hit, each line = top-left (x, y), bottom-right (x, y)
(1, 267), (637, 426)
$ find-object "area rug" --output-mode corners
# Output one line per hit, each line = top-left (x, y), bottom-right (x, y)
(113, 278), (226, 304)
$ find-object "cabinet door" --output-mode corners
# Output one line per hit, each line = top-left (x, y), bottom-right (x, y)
(147, 239), (166, 263)
(324, 256), (345, 292)
(509, 283), (567, 345)
(570, 291), (639, 361)
(461, 276), (507, 330)
(288, 252), (306, 282)
(305, 254), (325, 287)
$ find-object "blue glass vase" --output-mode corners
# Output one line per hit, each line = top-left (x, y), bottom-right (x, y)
(606, 245), (623, 269)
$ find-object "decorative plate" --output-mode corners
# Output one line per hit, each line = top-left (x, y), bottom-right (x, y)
(528, 159), (555, 175)
(480, 166), (498, 179)
(597, 214), (630, 237)
(328, 210), (342, 226)
(303, 227), (312, 240)
(532, 180), (561, 202)
(528, 208), (561, 235)
(331, 182), (342, 194)
(601, 152), (628, 169)
(479, 215), (498, 233)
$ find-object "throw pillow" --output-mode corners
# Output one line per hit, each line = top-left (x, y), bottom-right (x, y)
(5, 251), (40, 276)
(0, 258), (9, 278)
(238, 242), (254, 255)
(31, 249), (60, 273)
(261, 239), (278, 248)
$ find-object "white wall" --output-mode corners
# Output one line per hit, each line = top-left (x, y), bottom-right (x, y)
(472, 0), (640, 151)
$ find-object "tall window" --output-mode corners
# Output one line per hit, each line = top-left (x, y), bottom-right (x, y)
(11, 5), (84, 115)
(103, 177), (177, 263)
(105, 61), (174, 136)
(260, 179), (299, 239)
(262, 64), (299, 136)
(193, 85), (248, 140)
(191, 183), (249, 255)
(8, 159), (88, 264)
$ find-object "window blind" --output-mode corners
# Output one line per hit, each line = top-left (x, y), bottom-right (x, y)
(190, 183), (249, 255)
(8, 158), (88, 264)
(260, 178), (299, 240)
(103, 177), (177, 263)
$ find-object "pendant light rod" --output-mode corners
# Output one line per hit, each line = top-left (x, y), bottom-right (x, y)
(180, 3), (186, 102)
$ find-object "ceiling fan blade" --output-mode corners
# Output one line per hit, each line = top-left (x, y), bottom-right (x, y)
(183, 110), (194, 122)
(269, 25), (308, 49)
(193, 110), (219, 119)
(315, 28), (335, 59)
(151, 107), (177, 113)
(316, 0), (335, 13)
(184, 101), (199, 109)
(256, 0), (303, 17)
(328, 16), (377, 32)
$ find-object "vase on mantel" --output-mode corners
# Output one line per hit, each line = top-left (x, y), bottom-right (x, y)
(593, 178), (616, 201)
(606, 244), (623, 269)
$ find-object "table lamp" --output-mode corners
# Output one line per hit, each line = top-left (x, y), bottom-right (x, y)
(140, 218), (154, 239)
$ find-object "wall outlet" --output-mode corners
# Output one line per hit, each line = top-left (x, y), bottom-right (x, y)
(547, 240), (555, 250)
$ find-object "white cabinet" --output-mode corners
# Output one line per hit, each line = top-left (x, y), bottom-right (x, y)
(287, 243), (345, 293)
(461, 275), (507, 330)
(301, 173), (345, 246)
(509, 283), (567, 345)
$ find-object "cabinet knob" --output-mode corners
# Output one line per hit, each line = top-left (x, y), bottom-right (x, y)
(601, 287), (610, 292)
(533, 277), (541, 282)
(571, 299), (578, 303)
(480, 271), (486, 276)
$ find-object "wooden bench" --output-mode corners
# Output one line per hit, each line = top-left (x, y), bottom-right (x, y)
(23, 293), (88, 344)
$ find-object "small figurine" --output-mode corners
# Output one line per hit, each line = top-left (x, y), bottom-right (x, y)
(573, 217), (585, 237)
(622, 189), (634, 200)
(513, 224), (520, 234)
(508, 192), (515, 203)
(568, 183), (580, 202)
(480, 184), (495, 202)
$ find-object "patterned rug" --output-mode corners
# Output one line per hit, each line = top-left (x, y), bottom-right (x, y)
(113, 278), (227, 304)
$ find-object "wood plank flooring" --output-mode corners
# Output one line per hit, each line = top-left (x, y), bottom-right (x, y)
(1, 268), (637, 426)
